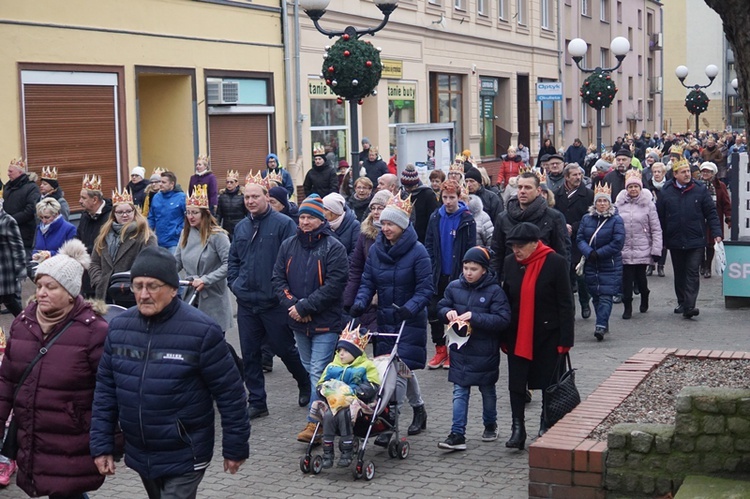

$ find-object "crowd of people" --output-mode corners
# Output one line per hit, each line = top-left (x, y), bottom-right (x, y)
(0, 126), (731, 495)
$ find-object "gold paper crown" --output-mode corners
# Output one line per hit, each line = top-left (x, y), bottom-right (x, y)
(152, 167), (166, 177)
(625, 169), (642, 183)
(594, 183), (612, 198)
(265, 170), (283, 187)
(669, 145), (684, 157)
(454, 155), (465, 163)
(112, 188), (133, 205)
(449, 156), (465, 174)
(671, 155), (690, 172)
(338, 324), (370, 354)
(245, 171), (264, 186)
(313, 146), (326, 157)
(197, 154), (210, 164)
(537, 172), (547, 185)
(82, 174), (102, 191)
(187, 184), (209, 209)
(519, 165), (534, 174)
(41, 166), (58, 180)
(226, 170), (240, 182)
(385, 193), (413, 217)
(9, 158), (26, 170)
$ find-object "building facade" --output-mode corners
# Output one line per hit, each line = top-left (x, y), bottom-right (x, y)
(1, 0), (285, 209)
(561, 0), (663, 149)
(662, 0), (736, 134)
(289, 0), (562, 180)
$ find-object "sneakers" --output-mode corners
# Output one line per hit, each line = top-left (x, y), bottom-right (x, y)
(594, 326), (608, 342)
(438, 432), (466, 451)
(482, 424), (498, 442)
(0, 460), (17, 487)
(428, 345), (448, 369)
(297, 422), (321, 443)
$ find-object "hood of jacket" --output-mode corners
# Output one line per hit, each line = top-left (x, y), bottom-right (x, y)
(615, 186), (653, 207)
(587, 203), (618, 218)
(296, 221), (336, 248)
(360, 213), (379, 240)
(266, 153), (283, 170)
(468, 194), (484, 215)
(375, 224), (419, 262)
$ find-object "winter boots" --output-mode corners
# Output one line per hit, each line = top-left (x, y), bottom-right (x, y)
(427, 345), (448, 369)
(657, 265), (665, 277)
(505, 418), (527, 450)
(338, 440), (354, 467)
(622, 301), (633, 320)
(322, 441), (335, 469)
(640, 291), (650, 313)
(407, 404), (427, 435)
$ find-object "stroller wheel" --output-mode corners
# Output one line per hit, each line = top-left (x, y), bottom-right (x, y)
(397, 440), (410, 459)
(364, 460), (376, 481)
(299, 456), (311, 473)
(388, 440), (399, 458)
(311, 455), (323, 474)
(353, 462), (364, 480)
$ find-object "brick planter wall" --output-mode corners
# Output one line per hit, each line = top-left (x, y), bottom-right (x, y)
(528, 348), (750, 498)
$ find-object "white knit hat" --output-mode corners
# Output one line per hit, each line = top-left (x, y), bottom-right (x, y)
(131, 166), (146, 179)
(35, 239), (90, 297)
(322, 192), (346, 216)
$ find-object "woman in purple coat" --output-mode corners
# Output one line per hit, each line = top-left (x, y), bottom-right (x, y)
(188, 155), (218, 215)
(615, 170), (662, 319)
(0, 240), (108, 498)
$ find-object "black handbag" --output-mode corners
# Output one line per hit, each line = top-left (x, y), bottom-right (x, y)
(1, 321), (74, 459)
(543, 353), (581, 428)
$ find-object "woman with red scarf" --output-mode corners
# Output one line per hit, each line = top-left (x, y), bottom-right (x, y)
(502, 223), (575, 450)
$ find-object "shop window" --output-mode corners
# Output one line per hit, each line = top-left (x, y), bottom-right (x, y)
(430, 73), (464, 150)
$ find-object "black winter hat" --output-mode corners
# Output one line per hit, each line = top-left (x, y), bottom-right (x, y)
(463, 246), (492, 269)
(464, 167), (483, 184)
(506, 222), (541, 244)
(615, 149), (633, 159)
(130, 246), (180, 289)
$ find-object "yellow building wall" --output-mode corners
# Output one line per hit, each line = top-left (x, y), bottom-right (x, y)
(0, 0), (285, 184)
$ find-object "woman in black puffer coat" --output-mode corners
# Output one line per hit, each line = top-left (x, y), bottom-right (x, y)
(216, 177), (247, 239)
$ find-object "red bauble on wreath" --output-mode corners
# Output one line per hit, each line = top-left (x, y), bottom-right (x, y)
(580, 69), (618, 110)
(684, 89), (710, 115)
(321, 33), (383, 101)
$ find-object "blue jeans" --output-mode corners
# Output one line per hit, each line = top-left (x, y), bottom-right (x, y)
(451, 384), (497, 436)
(591, 293), (613, 329)
(293, 331), (338, 422)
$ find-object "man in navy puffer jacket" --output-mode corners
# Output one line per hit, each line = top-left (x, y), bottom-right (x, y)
(90, 247), (250, 497)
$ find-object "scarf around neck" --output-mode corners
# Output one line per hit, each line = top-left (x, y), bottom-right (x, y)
(36, 299), (75, 335)
(515, 242), (554, 361)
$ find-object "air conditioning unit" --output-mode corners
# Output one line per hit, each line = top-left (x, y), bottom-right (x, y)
(649, 33), (663, 51)
(206, 80), (240, 105)
(650, 76), (663, 95)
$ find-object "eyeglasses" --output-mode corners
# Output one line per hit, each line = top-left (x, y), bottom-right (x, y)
(370, 205), (384, 212)
(115, 209), (134, 216)
(130, 282), (168, 294)
(355, 185), (372, 191)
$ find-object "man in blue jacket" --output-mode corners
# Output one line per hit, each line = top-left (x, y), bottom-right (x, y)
(261, 153), (295, 199)
(90, 247), (250, 497)
(147, 171), (186, 253)
(656, 156), (722, 319)
(228, 180), (310, 421)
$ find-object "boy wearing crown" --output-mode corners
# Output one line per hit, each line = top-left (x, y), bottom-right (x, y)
(313, 325), (380, 468)
(303, 147), (339, 198)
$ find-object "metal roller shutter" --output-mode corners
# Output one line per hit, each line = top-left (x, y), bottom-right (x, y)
(23, 84), (118, 213)
(208, 114), (270, 183)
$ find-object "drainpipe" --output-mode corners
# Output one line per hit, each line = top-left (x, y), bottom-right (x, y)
(557, 0), (565, 148)
(282, 0), (295, 161)
(294, 0), (303, 166)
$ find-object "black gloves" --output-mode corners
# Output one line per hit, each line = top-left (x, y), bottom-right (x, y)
(588, 250), (598, 262)
(349, 303), (364, 318)
(396, 306), (412, 321)
(652, 255), (661, 263)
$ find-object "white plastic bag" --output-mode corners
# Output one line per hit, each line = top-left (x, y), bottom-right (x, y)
(713, 241), (726, 276)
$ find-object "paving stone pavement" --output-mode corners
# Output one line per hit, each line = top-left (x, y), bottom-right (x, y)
(1, 264), (748, 498)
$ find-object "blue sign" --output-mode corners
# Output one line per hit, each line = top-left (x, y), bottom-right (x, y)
(536, 82), (563, 101)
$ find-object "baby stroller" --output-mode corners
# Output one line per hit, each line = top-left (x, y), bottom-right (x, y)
(108, 271), (195, 307)
(299, 321), (410, 481)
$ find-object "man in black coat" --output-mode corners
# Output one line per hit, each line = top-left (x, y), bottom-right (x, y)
(3, 159), (40, 277)
(656, 157), (722, 319)
(400, 166), (440, 243)
(490, 172), (570, 280)
(77, 176), (112, 297)
(303, 149), (339, 198)
(465, 167), (503, 222)
(554, 164), (594, 318)
(603, 149), (631, 200)
(563, 138), (587, 167)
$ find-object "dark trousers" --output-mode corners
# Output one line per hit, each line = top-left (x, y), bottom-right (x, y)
(141, 470), (205, 499)
(670, 248), (703, 310)
(428, 274), (451, 346)
(570, 267), (591, 306)
(322, 406), (353, 442)
(622, 264), (649, 303)
(237, 303), (309, 408)
(0, 294), (22, 316)
(703, 244), (715, 268)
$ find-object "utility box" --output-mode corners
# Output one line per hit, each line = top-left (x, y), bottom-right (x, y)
(395, 123), (455, 185)
(725, 152), (750, 308)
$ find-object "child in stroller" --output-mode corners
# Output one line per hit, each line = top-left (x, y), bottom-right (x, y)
(311, 324), (380, 469)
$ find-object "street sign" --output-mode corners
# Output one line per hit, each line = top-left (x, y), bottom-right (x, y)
(536, 82), (563, 101)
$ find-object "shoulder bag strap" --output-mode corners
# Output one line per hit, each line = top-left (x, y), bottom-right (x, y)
(10, 320), (75, 401)
(588, 218), (609, 246)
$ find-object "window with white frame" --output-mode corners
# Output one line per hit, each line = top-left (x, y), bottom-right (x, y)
(517, 0), (526, 25)
(581, 100), (589, 126)
(478, 0), (487, 16)
(455, 0), (465, 11)
(600, 48), (609, 68)
(428, 0), (441, 5)
(499, 0), (507, 20)
(541, 0), (551, 29)
(600, 0), (609, 22)
(581, 0), (590, 17)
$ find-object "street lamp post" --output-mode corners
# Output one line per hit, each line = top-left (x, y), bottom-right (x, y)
(299, 0), (398, 181)
(675, 64), (718, 136)
(567, 37), (630, 154)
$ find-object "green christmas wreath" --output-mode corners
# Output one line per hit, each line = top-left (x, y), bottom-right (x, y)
(579, 70), (618, 110)
(321, 33), (383, 103)
(684, 89), (709, 115)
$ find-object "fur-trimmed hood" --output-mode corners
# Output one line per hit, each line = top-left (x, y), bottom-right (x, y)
(27, 295), (108, 316)
(360, 213), (379, 240)
(615, 186), (653, 207)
